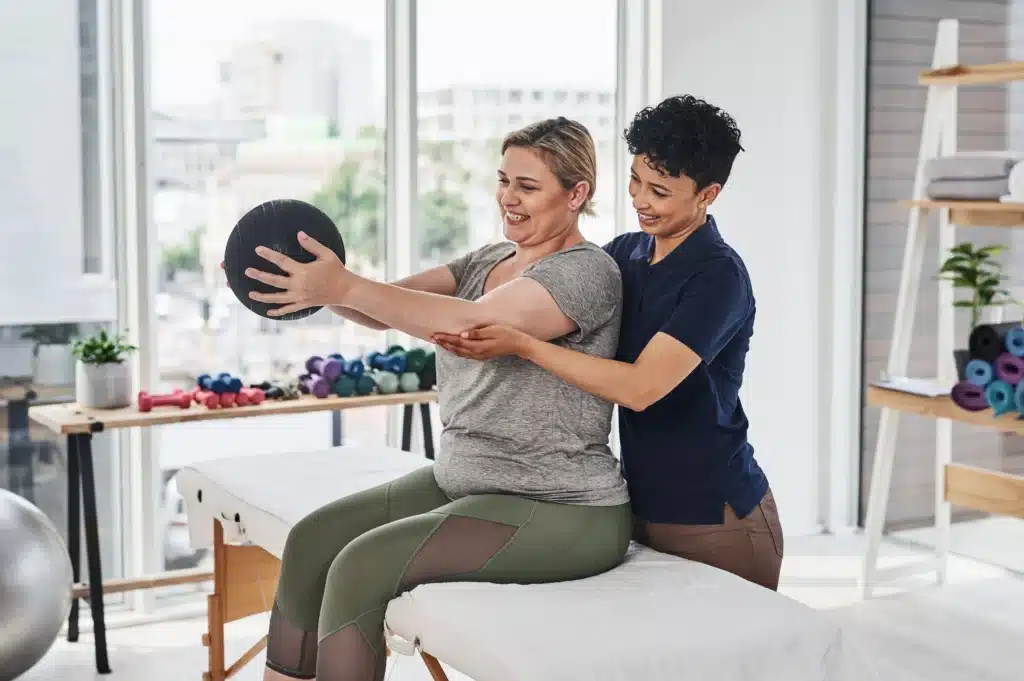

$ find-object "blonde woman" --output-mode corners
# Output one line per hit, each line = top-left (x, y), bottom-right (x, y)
(242, 117), (632, 681)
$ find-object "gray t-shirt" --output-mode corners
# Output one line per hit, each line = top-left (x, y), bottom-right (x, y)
(432, 240), (630, 506)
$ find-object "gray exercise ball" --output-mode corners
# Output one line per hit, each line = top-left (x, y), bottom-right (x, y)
(0, 488), (73, 681)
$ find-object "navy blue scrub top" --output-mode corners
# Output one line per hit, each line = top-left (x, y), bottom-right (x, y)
(603, 216), (769, 525)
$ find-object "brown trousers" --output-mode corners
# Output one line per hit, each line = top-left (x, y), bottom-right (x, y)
(633, 489), (784, 591)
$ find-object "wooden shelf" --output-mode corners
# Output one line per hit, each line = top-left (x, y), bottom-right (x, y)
(29, 390), (438, 435)
(868, 385), (1024, 518)
(919, 60), (1024, 86)
(866, 384), (1024, 435)
(900, 199), (1024, 227)
(945, 463), (1024, 519)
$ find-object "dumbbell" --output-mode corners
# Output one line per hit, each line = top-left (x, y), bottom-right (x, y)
(306, 355), (343, 382)
(215, 372), (243, 393)
(237, 387), (266, 406)
(189, 388), (220, 409)
(372, 369), (399, 394)
(387, 345), (429, 374)
(300, 373), (331, 399)
(343, 358), (365, 377)
(332, 374), (356, 397)
(197, 374), (230, 394)
(220, 392), (237, 408)
(366, 351), (405, 374)
(138, 390), (193, 413)
(354, 374), (376, 396)
(399, 372), (420, 392)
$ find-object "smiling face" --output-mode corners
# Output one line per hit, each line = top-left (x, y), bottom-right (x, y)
(628, 154), (720, 238)
(496, 145), (590, 246)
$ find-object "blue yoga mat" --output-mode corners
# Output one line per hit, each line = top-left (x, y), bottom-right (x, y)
(985, 379), (1015, 416)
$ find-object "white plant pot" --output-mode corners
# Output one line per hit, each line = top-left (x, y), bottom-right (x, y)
(34, 344), (76, 386)
(75, 360), (133, 409)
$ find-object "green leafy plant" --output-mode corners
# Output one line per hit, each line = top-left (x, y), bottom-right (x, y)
(938, 242), (1017, 329)
(72, 329), (137, 365)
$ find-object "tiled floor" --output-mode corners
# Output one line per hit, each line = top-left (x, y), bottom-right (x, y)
(21, 532), (1024, 681)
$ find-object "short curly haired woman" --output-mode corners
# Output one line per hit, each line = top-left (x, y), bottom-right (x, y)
(436, 95), (785, 592)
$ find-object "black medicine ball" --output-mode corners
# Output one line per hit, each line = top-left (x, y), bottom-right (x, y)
(223, 199), (346, 320)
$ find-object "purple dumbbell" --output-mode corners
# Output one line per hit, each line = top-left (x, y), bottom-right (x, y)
(305, 355), (343, 382)
(301, 373), (331, 399)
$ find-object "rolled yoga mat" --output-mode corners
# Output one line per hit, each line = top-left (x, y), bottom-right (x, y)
(1014, 381), (1024, 415)
(952, 381), (989, 412)
(965, 359), (994, 387)
(1006, 325), (1024, 357)
(968, 321), (1022, 363)
(995, 352), (1024, 386)
(985, 379), (1015, 416)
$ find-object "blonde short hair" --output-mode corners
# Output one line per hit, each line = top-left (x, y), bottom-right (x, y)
(501, 117), (598, 216)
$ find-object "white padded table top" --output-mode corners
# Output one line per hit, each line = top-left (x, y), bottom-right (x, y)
(177, 445), (430, 558)
(386, 546), (878, 681)
(179, 445), (878, 681)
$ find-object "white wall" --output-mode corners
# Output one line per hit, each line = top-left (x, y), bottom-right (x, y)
(659, 0), (863, 536)
(0, 0), (117, 325)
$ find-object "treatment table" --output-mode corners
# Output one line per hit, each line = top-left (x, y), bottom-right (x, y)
(178, 445), (878, 681)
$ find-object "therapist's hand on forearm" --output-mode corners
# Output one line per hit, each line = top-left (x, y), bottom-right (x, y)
(431, 325), (533, 359)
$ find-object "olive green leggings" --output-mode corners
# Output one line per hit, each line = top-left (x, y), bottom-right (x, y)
(266, 465), (632, 681)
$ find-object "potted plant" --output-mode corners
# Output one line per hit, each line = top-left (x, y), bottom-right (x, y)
(21, 323), (79, 386)
(72, 329), (138, 409)
(938, 242), (1017, 379)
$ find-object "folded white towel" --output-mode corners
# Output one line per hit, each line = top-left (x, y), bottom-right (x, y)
(924, 152), (1024, 182)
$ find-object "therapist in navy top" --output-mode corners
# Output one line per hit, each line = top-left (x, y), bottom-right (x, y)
(433, 95), (783, 591)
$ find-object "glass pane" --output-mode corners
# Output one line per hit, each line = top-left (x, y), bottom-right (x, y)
(415, 0), (619, 269)
(147, 0), (387, 588)
(0, 0), (126, 614)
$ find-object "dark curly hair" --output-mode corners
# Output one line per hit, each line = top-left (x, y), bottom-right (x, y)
(624, 95), (744, 190)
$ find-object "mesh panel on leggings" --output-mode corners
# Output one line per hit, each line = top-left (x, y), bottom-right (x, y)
(265, 603), (319, 679)
(316, 514), (519, 681)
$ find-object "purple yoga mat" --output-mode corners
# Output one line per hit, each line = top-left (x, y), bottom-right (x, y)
(995, 352), (1024, 386)
(951, 380), (989, 412)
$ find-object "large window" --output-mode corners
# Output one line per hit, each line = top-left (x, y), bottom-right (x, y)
(415, 0), (620, 272)
(110, 0), (648, 614)
(147, 0), (387, 578)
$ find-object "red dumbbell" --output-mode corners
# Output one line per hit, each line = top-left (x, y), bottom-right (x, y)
(190, 388), (219, 409)
(220, 392), (237, 408)
(138, 390), (193, 413)
(240, 387), (266, 405)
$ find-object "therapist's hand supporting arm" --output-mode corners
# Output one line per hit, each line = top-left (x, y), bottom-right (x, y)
(435, 262), (751, 412)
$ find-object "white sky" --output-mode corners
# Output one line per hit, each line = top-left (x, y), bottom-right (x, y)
(149, 0), (617, 109)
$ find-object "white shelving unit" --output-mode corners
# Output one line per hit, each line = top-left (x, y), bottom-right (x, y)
(860, 18), (1024, 599)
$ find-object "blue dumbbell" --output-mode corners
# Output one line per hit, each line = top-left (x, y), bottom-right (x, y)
(367, 351), (404, 374)
(343, 359), (365, 378)
(197, 373), (229, 394)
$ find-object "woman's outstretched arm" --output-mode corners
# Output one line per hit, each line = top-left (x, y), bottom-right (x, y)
(326, 266), (458, 331)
